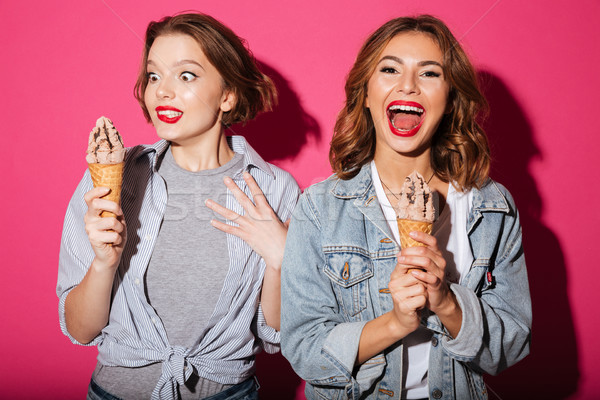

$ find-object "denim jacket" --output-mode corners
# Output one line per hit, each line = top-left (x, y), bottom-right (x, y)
(281, 164), (531, 400)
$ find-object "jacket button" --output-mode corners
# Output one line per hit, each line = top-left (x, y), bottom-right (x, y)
(431, 337), (438, 347)
(432, 389), (443, 399)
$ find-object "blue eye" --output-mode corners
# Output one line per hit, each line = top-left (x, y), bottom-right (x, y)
(147, 72), (159, 82)
(181, 72), (197, 82)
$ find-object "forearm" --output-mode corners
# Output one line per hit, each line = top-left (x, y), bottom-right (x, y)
(64, 258), (116, 344)
(357, 311), (412, 364)
(260, 264), (281, 331)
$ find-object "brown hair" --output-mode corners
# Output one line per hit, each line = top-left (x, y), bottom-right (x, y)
(134, 12), (276, 126)
(330, 15), (490, 190)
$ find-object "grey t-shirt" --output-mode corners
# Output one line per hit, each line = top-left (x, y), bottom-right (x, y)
(93, 148), (244, 399)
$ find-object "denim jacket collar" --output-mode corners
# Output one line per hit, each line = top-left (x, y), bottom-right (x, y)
(331, 164), (395, 242)
(331, 164), (510, 212)
(331, 164), (374, 199)
(468, 180), (510, 233)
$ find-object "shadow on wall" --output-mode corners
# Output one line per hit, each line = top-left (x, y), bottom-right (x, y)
(479, 71), (579, 399)
(231, 60), (315, 399)
(227, 60), (321, 163)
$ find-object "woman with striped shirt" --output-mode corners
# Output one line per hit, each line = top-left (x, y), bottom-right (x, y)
(57, 13), (299, 400)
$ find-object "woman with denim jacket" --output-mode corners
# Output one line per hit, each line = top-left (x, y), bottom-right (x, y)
(281, 15), (531, 400)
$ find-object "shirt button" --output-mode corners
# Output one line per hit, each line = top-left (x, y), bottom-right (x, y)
(432, 389), (443, 399)
(134, 278), (140, 285)
(144, 234), (152, 241)
(431, 337), (438, 347)
(151, 317), (157, 324)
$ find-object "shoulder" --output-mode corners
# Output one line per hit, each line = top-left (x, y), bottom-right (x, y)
(123, 140), (167, 164)
(302, 174), (337, 198)
(264, 162), (300, 192)
(472, 178), (518, 214)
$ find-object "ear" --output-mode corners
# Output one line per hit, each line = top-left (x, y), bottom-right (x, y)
(220, 90), (236, 113)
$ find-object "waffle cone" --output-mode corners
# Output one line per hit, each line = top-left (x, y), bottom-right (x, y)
(88, 162), (124, 218)
(397, 218), (433, 273)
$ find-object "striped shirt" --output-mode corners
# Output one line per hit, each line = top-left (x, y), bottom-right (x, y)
(57, 136), (300, 400)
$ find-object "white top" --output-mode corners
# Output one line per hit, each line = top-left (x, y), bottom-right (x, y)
(370, 161), (474, 399)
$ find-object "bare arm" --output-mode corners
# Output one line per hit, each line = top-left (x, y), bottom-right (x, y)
(64, 187), (126, 344)
(206, 172), (288, 330)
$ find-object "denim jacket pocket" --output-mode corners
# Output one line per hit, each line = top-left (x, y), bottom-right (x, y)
(323, 247), (373, 319)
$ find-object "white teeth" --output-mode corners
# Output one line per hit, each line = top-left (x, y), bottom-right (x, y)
(388, 105), (424, 113)
(158, 110), (183, 118)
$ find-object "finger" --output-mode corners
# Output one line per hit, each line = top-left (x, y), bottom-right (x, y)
(93, 230), (124, 246)
(84, 187), (111, 206)
(392, 259), (420, 276)
(210, 218), (247, 240)
(98, 216), (125, 234)
(205, 198), (244, 223)
(404, 295), (427, 312)
(223, 176), (257, 212)
(92, 198), (123, 218)
(393, 292), (427, 314)
(398, 254), (437, 275)
(83, 186), (110, 203)
(409, 268), (438, 285)
(409, 231), (438, 249)
(243, 171), (269, 207)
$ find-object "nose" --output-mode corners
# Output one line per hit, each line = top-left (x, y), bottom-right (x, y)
(396, 72), (419, 95)
(156, 77), (175, 99)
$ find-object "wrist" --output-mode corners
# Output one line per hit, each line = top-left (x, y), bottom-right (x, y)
(433, 290), (460, 318)
(91, 257), (119, 275)
(384, 311), (410, 341)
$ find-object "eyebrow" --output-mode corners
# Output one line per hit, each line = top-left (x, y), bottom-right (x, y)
(146, 59), (205, 70)
(379, 55), (443, 68)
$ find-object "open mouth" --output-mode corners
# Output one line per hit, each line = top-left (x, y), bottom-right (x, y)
(386, 101), (425, 137)
(156, 106), (183, 124)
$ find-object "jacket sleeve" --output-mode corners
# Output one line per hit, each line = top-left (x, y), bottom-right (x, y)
(441, 186), (532, 375)
(56, 170), (102, 346)
(281, 189), (383, 399)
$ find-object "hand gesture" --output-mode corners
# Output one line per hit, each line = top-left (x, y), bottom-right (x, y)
(83, 186), (127, 271)
(205, 172), (288, 269)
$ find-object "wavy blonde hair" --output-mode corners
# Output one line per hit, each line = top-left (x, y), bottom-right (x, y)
(330, 15), (490, 190)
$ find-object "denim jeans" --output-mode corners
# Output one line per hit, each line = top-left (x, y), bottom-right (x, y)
(87, 377), (259, 400)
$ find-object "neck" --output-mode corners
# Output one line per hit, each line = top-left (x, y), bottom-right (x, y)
(374, 149), (434, 191)
(170, 130), (234, 172)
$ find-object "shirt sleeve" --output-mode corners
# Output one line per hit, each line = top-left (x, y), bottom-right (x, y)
(56, 169), (102, 346)
(253, 303), (280, 353)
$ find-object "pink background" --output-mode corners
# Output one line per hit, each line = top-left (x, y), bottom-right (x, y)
(2, 1), (599, 399)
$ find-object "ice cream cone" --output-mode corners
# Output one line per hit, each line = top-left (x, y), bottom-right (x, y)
(397, 218), (432, 249)
(397, 217), (432, 273)
(88, 162), (124, 218)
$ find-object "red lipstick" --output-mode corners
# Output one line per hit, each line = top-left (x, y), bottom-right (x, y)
(386, 100), (425, 137)
(156, 106), (183, 124)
